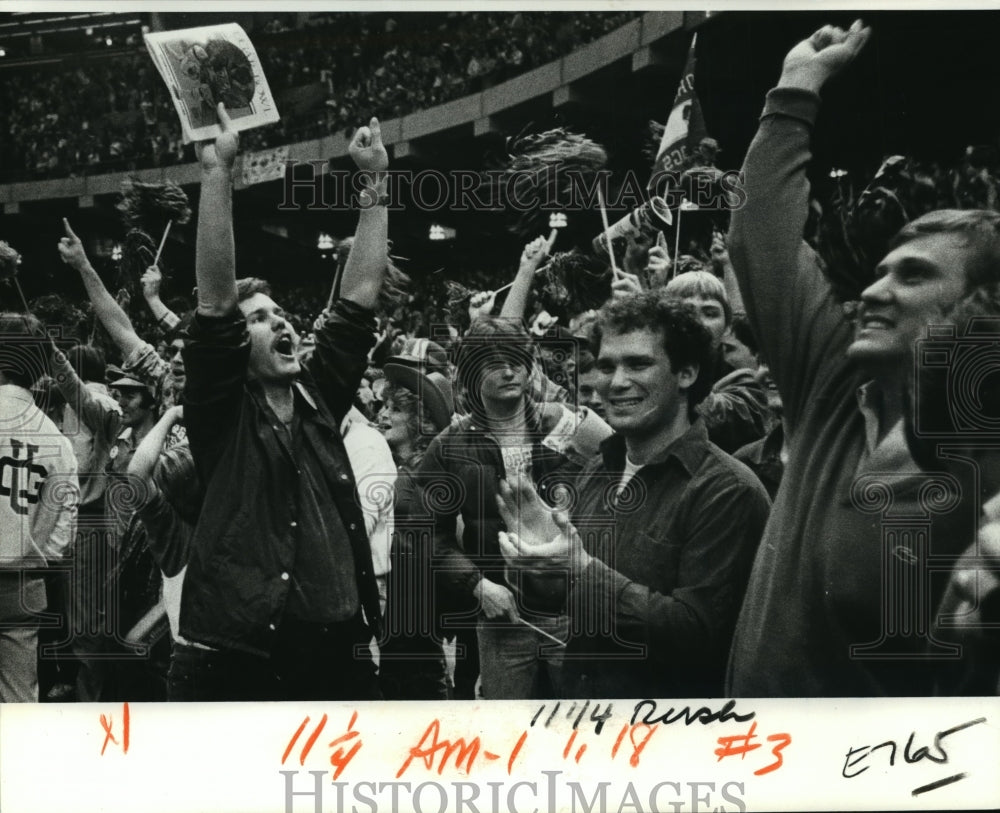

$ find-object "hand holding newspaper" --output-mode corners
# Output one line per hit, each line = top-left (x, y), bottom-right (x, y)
(144, 23), (279, 144)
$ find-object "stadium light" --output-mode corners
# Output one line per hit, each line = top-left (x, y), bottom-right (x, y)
(0, 48), (6, 57)
(428, 224), (456, 241)
(317, 232), (335, 251)
(105, 36), (113, 46)
(111, 244), (122, 261)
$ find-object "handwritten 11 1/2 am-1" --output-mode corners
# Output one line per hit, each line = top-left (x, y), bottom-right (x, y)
(95, 700), (990, 799)
(275, 699), (790, 779)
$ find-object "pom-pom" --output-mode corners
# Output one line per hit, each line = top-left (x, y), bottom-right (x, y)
(0, 241), (22, 279)
(493, 127), (608, 238)
(118, 228), (158, 301)
(540, 250), (612, 314)
(117, 178), (191, 235)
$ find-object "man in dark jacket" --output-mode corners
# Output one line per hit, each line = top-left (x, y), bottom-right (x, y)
(417, 316), (577, 699)
(498, 291), (771, 698)
(169, 105), (392, 701)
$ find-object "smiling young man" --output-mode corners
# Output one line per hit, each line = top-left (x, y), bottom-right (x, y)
(498, 291), (770, 698)
(170, 106), (392, 701)
(725, 21), (1000, 695)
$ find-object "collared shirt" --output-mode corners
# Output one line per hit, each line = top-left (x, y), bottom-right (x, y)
(105, 425), (144, 540)
(341, 407), (396, 615)
(179, 299), (381, 656)
(563, 420), (771, 698)
(856, 381), (911, 468)
(279, 397), (359, 623)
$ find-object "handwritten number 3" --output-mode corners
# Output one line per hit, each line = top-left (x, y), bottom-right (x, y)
(755, 733), (792, 776)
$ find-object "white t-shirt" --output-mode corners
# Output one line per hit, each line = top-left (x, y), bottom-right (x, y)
(616, 456), (643, 501)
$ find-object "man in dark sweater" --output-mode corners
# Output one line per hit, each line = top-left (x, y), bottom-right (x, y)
(726, 21), (1000, 695)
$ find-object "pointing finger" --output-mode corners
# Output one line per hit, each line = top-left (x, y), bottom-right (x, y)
(62, 218), (78, 241)
(369, 116), (382, 147)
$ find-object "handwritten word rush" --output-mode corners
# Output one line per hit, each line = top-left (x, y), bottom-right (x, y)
(282, 711), (363, 779)
(714, 721), (792, 776)
(99, 702), (130, 756)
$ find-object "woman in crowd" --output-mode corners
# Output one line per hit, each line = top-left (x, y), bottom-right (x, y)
(376, 353), (455, 700)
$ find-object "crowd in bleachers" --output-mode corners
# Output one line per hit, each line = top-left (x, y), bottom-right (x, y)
(0, 11), (638, 182)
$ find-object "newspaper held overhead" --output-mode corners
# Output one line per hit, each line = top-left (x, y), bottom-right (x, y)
(144, 23), (279, 144)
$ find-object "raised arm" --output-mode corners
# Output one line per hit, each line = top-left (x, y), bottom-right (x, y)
(49, 346), (122, 444)
(338, 117), (389, 309)
(58, 219), (144, 359)
(140, 265), (181, 332)
(127, 405), (184, 486)
(499, 233), (555, 320)
(193, 103), (239, 317)
(182, 106), (247, 484)
(726, 20), (870, 425)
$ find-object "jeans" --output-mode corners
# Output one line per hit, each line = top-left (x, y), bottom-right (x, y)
(167, 614), (381, 702)
(0, 619), (39, 702)
(477, 613), (569, 699)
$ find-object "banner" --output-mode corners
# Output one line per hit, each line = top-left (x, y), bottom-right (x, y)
(240, 145), (290, 187)
(650, 34), (707, 181)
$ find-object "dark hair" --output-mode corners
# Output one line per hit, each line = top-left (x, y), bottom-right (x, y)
(68, 344), (106, 384)
(454, 316), (535, 417)
(235, 277), (272, 303)
(594, 291), (715, 412)
(890, 209), (1000, 291)
(0, 312), (47, 389)
(729, 313), (759, 357)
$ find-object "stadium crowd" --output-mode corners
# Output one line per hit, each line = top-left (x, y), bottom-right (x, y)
(0, 11), (637, 182)
(2, 19), (1000, 705)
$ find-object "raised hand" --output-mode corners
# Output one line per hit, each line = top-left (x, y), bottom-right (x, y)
(468, 290), (496, 321)
(611, 270), (643, 300)
(194, 102), (239, 172)
(623, 232), (654, 278)
(140, 265), (163, 300)
(778, 19), (871, 94)
(519, 233), (555, 273)
(646, 244), (671, 286)
(57, 219), (89, 269)
(709, 229), (730, 274)
(349, 117), (389, 172)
